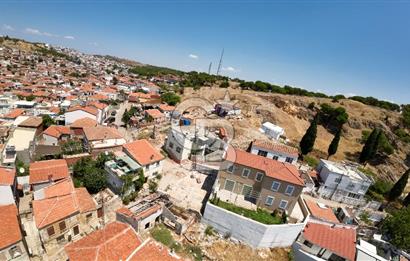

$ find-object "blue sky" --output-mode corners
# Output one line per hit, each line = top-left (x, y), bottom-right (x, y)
(1, 1), (410, 104)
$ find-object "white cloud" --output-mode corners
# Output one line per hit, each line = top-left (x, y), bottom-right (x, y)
(189, 54), (199, 59)
(24, 27), (58, 37)
(25, 28), (42, 35)
(64, 35), (75, 40)
(2, 24), (14, 31)
(222, 66), (237, 72)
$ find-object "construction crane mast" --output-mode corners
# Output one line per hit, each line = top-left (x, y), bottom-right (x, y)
(216, 48), (224, 75)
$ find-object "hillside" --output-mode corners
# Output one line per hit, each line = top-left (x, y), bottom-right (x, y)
(183, 85), (410, 183)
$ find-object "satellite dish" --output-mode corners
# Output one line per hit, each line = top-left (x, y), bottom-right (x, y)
(19, 168), (25, 174)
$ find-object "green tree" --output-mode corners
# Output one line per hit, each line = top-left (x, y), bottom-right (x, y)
(42, 115), (55, 129)
(219, 81), (229, 88)
(377, 131), (394, 155)
(403, 192), (410, 207)
(401, 104), (410, 128)
(300, 116), (318, 155)
(382, 207), (410, 251)
(82, 167), (107, 194)
(359, 128), (380, 163)
(161, 92), (180, 106)
(122, 108), (130, 127)
(328, 128), (342, 159)
(388, 169), (409, 202)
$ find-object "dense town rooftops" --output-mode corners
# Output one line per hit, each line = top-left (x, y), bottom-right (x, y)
(225, 147), (304, 186)
(70, 117), (98, 128)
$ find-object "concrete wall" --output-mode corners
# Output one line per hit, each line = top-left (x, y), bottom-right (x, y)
(65, 110), (97, 125)
(202, 202), (306, 248)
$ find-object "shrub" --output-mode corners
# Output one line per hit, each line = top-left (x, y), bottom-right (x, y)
(304, 155), (319, 168)
(204, 226), (215, 236)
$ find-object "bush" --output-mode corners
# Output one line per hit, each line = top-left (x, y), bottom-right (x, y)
(204, 225), (215, 236)
(394, 128), (410, 143)
(151, 224), (174, 247)
(304, 155), (319, 168)
(148, 180), (158, 193)
(161, 92), (180, 106)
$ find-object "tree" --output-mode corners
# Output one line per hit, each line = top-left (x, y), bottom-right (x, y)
(219, 81), (229, 88)
(122, 108), (130, 127)
(112, 76), (118, 85)
(42, 115), (55, 129)
(359, 128), (380, 163)
(161, 92), (180, 106)
(82, 167), (107, 194)
(328, 128), (342, 159)
(300, 116), (318, 155)
(403, 192), (410, 207)
(388, 169), (409, 202)
(382, 207), (410, 251)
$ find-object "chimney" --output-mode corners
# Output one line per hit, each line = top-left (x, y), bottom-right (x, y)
(150, 154), (154, 160)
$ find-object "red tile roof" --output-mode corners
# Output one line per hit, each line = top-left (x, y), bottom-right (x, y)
(304, 199), (339, 223)
(70, 117), (98, 128)
(0, 204), (22, 249)
(18, 116), (43, 128)
(33, 179), (96, 228)
(88, 101), (107, 110)
(123, 139), (164, 166)
(42, 125), (71, 138)
(159, 104), (175, 112)
(83, 126), (123, 141)
(64, 222), (142, 261)
(67, 106), (98, 116)
(303, 222), (356, 261)
(29, 159), (69, 185)
(0, 167), (15, 186)
(226, 147), (304, 186)
(3, 108), (25, 119)
(252, 139), (299, 157)
(145, 109), (164, 119)
(129, 239), (180, 261)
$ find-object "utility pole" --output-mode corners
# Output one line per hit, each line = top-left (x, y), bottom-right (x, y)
(216, 48), (224, 76)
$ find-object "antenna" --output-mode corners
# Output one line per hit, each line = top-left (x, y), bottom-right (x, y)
(216, 48), (224, 76)
(208, 62), (212, 75)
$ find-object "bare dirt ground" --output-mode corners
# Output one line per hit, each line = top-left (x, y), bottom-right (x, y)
(182, 86), (410, 183)
(158, 159), (210, 212)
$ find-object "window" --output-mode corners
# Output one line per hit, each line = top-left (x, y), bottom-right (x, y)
(86, 213), (92, 221)
(227, 165), (234, 173)
(347, 182), (355, 190)
(169, 142), (174, 149)
(272, 155), (279, 160)
(279, 200), (288, 209)
(271, 181), (281, 191)
(9, 246), (21, 258)
(97, 208), (104, 218)
(303, 240), (313, 248)
(145, 222), (150, 229)
(265, 196), (274, 206)
(59, 221), (66, 231)
(242, 168), (250, 178)
(242, 185), (253, 197)
(285, 185), (295, 196)
(57, 235), (65, 243)
(360, 185), (367, 191)
(176, 147), (181, 153)
(224, 180), (235, 192)
(285, 157), (293, 163)
(334, 177), (342, 183)
(257, 150), (268, 157)
(73, 226), (79, 235)
(47, 226), (55, 236)
(255, 172), (263, 182)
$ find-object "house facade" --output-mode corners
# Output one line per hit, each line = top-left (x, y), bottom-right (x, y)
(317, 159), (373, 206)
(215, 148), (304, 214)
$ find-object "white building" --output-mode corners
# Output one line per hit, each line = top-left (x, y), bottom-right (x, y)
(317, 159), (373, 206)
(250, 139), (298, 165)
(259, 122), (285, 141)
(356, 240), (388, 261)
(65, 106), (100, 125)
